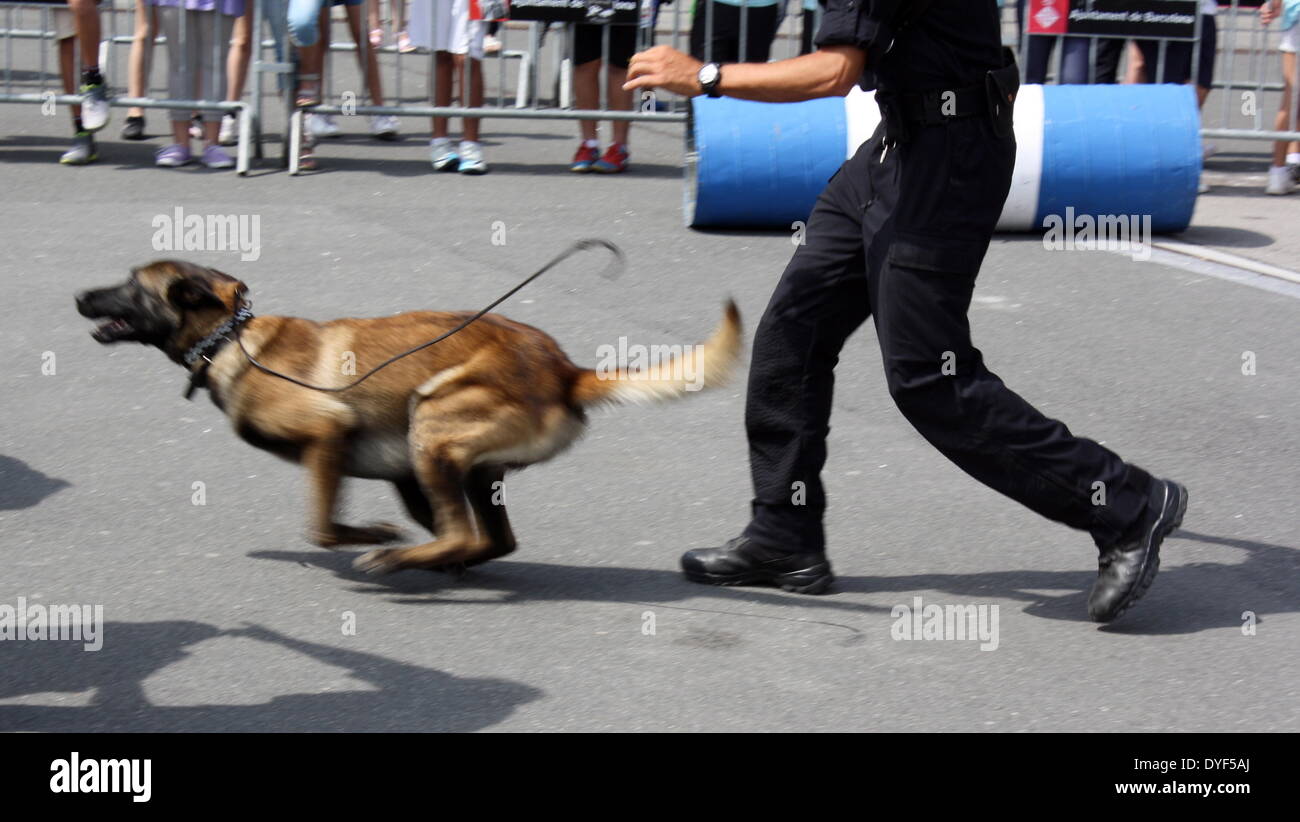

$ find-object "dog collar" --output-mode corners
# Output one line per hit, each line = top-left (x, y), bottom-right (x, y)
(183, 305), (255, 399)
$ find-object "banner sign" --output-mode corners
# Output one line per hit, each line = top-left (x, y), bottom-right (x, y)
(508, 0), (638, 24)
(1027, 0), (1198, 39)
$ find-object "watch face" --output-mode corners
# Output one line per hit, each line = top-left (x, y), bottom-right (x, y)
(700, 64), (720, 86)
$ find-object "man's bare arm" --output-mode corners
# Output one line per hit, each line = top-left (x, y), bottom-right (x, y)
(624, 45), (866, 103)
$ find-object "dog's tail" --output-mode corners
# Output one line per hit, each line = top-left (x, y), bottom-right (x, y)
(571, 300), (743, 408)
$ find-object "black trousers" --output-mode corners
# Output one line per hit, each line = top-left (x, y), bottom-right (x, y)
(689, 3), (782, 65)
(741, 114), (1153, 554)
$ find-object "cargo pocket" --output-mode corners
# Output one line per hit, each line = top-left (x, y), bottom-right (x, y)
(886, 233), (987, 277)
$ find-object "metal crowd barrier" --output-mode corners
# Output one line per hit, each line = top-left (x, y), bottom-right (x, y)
(3, 0), (1295, 175)
(1, 0), (254, 171)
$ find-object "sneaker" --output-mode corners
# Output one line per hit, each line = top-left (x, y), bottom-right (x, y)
(1265, 165), (1296, 195)
(79, 71), (110, 132)
(570, 142), (599, 173)
(457, 140), (488, 174)
(218, 113), (239, 146)
(155, 144), (193, 167)
(484, 34), (503, 54)
(1087, 478), (1188, 623)
(397, 32), (415, 53)
(306, 113), (340, 139)
(681, 536), (835, 594)
(430, 138), (458, 171)
(60, 132), (97, 165)
(120, 115), (146, 141)
(592, 142), (628, 173)
(370, 114), (399, 140)
(201, 144), (235, 169)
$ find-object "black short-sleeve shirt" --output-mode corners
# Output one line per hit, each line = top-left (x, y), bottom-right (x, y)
(814, 0), (1004, 93)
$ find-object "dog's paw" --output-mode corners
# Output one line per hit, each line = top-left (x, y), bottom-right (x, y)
(354, 548), (402, 574)
(313, 522), (407, 548)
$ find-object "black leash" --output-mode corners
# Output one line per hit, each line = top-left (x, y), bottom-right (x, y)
(195, 238), (624, 396)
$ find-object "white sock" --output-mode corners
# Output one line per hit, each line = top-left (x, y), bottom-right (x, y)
(431, 136), (452, 148)
(1287, 152), (1300, 166)
(582, 138), (599, 148)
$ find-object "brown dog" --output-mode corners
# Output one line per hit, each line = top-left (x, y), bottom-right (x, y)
(76, 260), (742, 574)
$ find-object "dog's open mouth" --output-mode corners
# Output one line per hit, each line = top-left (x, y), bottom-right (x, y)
(91, 317), (136, 343)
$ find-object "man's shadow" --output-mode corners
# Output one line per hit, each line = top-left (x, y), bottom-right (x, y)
(0, 621), (540, 732)
(251, 529), (1298, 635)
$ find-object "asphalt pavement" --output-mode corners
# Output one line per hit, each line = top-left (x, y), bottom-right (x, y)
(2, 67), (1298, 732)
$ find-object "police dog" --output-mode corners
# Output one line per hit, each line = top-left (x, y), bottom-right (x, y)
(76, 261), (741, 574)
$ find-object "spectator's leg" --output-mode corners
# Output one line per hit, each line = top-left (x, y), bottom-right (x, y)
(1124, 40), (1144, 83)
(459, 54), (484, 142)
(742, 4), (782, 64)
(1196, 14), (1216, 107)
(573, 58), (601, 143)
(1023, 35), (1055, 85)
(431, 50), (454, 139)
(227, 7), (253, 104)
(1059, 36), (1091, 84)
(606, 64), (631, 146)
(67, 0), (101, 73)
(59, 32), (78, 122)
(1272, 52), (1297, 170)
(126, 0), (157, 120)
(158, 6), (192, 148)
(341, 2), (385, 105)
(199, 13), (235, 147)
(288, 0), (323, 46)
(1093, 38), (1123, 84)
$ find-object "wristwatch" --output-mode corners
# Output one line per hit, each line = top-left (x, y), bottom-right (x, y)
(698, 62), (722, 98)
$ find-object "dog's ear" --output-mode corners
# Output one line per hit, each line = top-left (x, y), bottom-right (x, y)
(166, 276), (223, 310)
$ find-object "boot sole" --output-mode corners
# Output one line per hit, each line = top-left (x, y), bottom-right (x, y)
(1093, 481), (1188, 623)
(684, 563), (835, 595)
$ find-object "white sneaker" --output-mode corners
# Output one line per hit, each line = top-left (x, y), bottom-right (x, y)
(458, 140), (488, 175)
(306, 113), (340, 139)
(1265, 165), (1296, 195)
(370, 114), (399, 140)
(219, 113), (239, 146)
(484, 34), (503, 54)
(430, 137), (458, 171)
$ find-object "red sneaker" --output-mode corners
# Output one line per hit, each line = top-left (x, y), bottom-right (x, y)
(570, 142), (599, 173)
(593, 142), (629, 173)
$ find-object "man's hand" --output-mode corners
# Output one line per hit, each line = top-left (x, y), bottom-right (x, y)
(625, 46), (704, 96)
(1260, 0), (1281, 25)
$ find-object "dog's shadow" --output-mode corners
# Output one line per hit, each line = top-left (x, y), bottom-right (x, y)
(0, 620), (540, 732)
(248, 529), (1299, 635)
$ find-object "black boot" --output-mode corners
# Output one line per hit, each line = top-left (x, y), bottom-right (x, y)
(1088, 478), (1188, 623)
(681, 536), (834, 594)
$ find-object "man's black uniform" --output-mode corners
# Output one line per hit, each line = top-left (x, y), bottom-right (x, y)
(683, 0), (1188, 622)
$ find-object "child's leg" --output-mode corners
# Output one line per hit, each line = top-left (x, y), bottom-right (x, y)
(227, 7), (253, 103)
(1273, 53), (1297, 169)
(198, 12), (235, 143)
(59, 35), (78, 123)
(573, 60), (600, 142)
(343, 3), (385, 105)
(606, 64), (631, 146)
(460, 54), (483, 141)
(158, 6), (192, 145)
(67, 0), (101, 73)
(295, 3), (330, 104)
(126, 0), (156, 118)
(431, 50), (453, 138)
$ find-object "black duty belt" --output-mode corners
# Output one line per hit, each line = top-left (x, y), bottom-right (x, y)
(895, 84), (987, 125)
